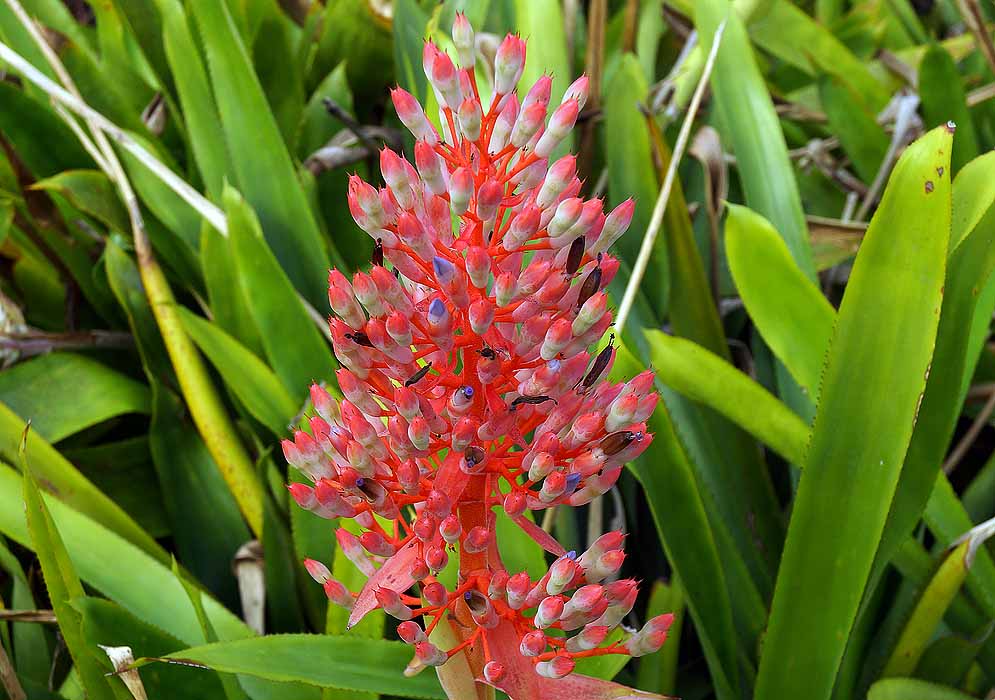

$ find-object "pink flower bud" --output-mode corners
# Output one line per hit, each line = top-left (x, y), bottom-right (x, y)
(323, 577), (355, 609)
(488, 570), (510, 599)
(548, 197), (584, 238)
(511, 102), (546, 148)
(535, 595), (565, 628)
(528, 452), (555, 481)
(440, 514), (462, 544)
(397, 620), (426, 644)
(535, 99), (579, 158)
(458, 97), (483, 141)
(287, 482), (317, 510)
(503, 490), (527, 517)
(592, 198), (636, 255)
(464, 526), (491, 554)
(425, 545), (449, 572)
(536, 655), (575, 679)
(407, 415), (430, 451)
(483, 661), (506, 684)
(376, 587), (413, 620)
(452, 13), (475, 67)
(520, 629), (547, 656)
(303, 558), (331, 584)
(385, 311), (413, 348)
(537, 155), (577, 209)
(468, 299), (495, 335)
(567, 624), (610, 652)
(494, 34), (526, 94)
(392, 87), (438, 143)
(427, 48), (462, 109)
(573, 291), (608, 337)
(540, 318), (574, 361)
(504, 205), (541, 251)
(423, 581), (448, 607)
(449, 167), (473, 215)
(547, 555), (579, 594)
(414, 141), (446, 195)
(563, 75), (590, 110)
(414, 641), (448, 666)
(490, 95), (518, 151)
(476, 181), (504, 222)
(507, 572), (531, 609)
(335, 528), (377, 576)
(522, 75), (553, 112)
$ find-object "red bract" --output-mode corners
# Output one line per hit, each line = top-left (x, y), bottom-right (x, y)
(285, 14), (667, 696)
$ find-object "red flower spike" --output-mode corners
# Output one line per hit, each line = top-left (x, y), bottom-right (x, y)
(286, 16), (669, 697)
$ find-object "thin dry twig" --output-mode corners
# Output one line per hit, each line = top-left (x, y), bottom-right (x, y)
(0, 643), (25, 700)
(0, 609), (58, 623)
(957, 0), (995, 78)
(855, 94), (920, 222)
(616, 20), (727, 333)
(943, 384), (995, 475)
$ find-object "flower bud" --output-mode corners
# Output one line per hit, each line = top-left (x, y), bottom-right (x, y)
(488, 570), (510, 599)
(535, 595), (565, 628)
(425, 545), (449, 572)
(303, 558), (331, 584)
(511, 102), (546, 148)
(536, 655), (575, 679)
(463, 526), (491, 554)
(452, 13), (475, 68)
(494, 34), (526, 94)
(397, 620), (426, 644)
(520, 630), (547, 656)
(440, 514), (462, 544)
(566, 624), (609, 652)
(490, 95), (518, 151)
(468, 299), (495, 335)
(548, 197), (584, 238)
(451, 416), (479, 452)
(540, 318), (573, 361)
(592, 198), (636, 255)
(428, 48), (462, 109)
(573, 291), (608, 337)
(323, 577), (355, 609)
(414, 641), (448, 666)
(535, 99), (579, 158)
(458, 97), (483, 141)
(522, 75), (552, 112)
(376, 587), (413, 620)
(483, 661), (506, 684)
(361, 531), (397, 558)
(392, 88), (438, 143)
(423, 581), (448, 606)
(537, 155), (577, 209)
(503, 490), (527, 517)
(336, 528), (376, 576)
(414, 141), (447, 196)
(546, 554), (578, 594)
(507, 572), (531, 609)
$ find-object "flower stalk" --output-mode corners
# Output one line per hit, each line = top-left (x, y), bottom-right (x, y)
(286, 15), (670, 697)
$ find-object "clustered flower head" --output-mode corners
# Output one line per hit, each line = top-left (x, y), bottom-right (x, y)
(283, 14), (671, 696)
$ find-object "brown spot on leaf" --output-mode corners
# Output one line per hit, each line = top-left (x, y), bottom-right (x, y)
(925, 180), (934, 193)
(937, 166), (944, 177)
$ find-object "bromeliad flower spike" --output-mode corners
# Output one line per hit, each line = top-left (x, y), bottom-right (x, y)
(284, 15), (671, 699)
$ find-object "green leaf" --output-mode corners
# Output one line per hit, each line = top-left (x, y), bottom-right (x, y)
(177, 306), (298, 436)
(224, 186), (336, 401)
(0, 352), (149, 443)
(649, 333), (809, 464)
(818, 75), (889, 185)
(614, 342), (739, 700)
(23, 468), (116, 700)
(31, 170), (130, 233)
(149, 381), (250, 607)
(0, 82), (92, 178)
(725, 204), (835, 400)
(882, 540), (971, 677)
(695, 0), (815, 278)
(155, 0), (231, 200)
(296, 62), (354, 160)
(0, 401), (166, 562)
(918, 45), (979, 174)
(152, 635), (446, 699)
(755, 125), (953, 700)
(189, 0), (337, 305)
(867, 678), (978, 700)
(0, 536), (50, 684)
(77, 597), (230, 700)
(604, 54), (668, 317)
(0, 463), (251, 646)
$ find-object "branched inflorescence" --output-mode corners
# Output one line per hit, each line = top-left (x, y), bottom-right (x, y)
(283, 14), (671, 694)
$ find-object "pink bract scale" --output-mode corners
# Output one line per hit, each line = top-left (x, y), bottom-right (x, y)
(284, 13), (672, 695)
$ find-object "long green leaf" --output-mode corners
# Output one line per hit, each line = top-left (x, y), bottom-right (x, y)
(695, 0), (814, 277)
(189, 0), (337, 305)
(177, 307), (298, 436)
(725, 204), (835, 401)
(23, 468), (116, 700)
(0, 463), (250, 646)
(614, 343), (740, 700)
(0, 401), (165, 562)
(151, 636), (447, 699)
(918, 44), (979, 174)
(648, 332), (808, 464)
(0, 352), (149, 442)
(755, 125), (953, 700)
(867, 678), (978, 700)
(224, 186), (336, 402)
